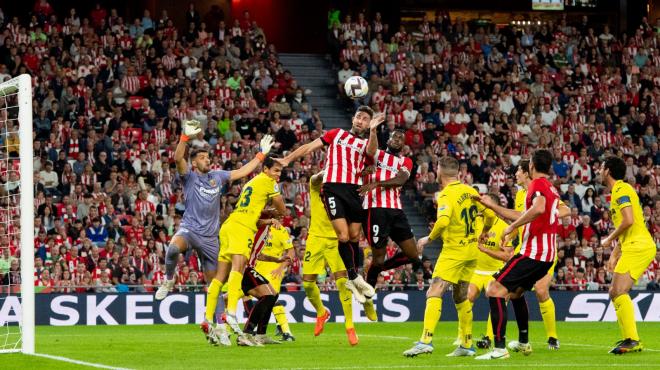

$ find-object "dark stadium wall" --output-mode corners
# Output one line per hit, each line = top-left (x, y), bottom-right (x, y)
(228, 0), (328, 53)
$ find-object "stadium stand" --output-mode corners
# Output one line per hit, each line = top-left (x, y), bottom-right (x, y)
(0, 2), (658, 295)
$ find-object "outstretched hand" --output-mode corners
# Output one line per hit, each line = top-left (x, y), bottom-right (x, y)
(369, 112), (387, 130)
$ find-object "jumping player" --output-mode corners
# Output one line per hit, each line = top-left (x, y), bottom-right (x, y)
(203, 157), (286, 344)
(277, 107), (385, 302)
(303, 171), (357, 346)
(360, 127), (418, 315)
(154, 118), (273, 303)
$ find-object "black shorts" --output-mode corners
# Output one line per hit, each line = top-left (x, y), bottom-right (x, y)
(364, 208), (414, 249)
(321, 183), (365, 224)
(494, 254), (553, 292)
(242, 267), (269, 294)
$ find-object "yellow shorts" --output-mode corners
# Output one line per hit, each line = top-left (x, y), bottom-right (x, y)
(254, 260), (283, 293)
(219, 222), (255, 263)
(615, 245), (656, 282)
(432, 257), (477, 284)
(470, 272), (495, 292)
(303, 235), (345, 275)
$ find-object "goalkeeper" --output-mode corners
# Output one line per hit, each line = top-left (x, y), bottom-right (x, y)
(155, 120), (275, 302)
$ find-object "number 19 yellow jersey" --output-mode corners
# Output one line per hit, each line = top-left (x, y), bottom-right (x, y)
(434, 181), (495, 261)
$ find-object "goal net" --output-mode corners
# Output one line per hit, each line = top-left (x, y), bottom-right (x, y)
(0, 74), (34, 354)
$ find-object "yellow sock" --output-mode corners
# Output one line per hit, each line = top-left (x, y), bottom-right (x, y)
(303, 280), (326, 317)
(272, 305), (291, 334)
(539, 298), (558, 339)
(226, 271), (243, 315)
(613, 294), (639, 341)
(205, 278), (224, 322)
(486, 313), (494, 339)
(336, 277), (354, 329)
(420, 297), (442, 344)
(456, 301), (473, 348)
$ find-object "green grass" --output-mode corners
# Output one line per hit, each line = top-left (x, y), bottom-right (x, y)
(5, 322), (660, 369)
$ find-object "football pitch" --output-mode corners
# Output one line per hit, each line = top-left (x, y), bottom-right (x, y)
(5, 322), (660, 369)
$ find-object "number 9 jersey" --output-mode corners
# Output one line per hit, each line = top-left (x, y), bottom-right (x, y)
(434, 181), (495, 261)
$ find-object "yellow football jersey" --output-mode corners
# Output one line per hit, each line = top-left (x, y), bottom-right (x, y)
(308, 178), (337, 239)
(226, 173), (280, 232)
(261, 225), (293, 259)
(609, 180), (654, 252)
(433, 181), (495, 260)
(475, 217), (510, 272)
(514, 187), (526, 253)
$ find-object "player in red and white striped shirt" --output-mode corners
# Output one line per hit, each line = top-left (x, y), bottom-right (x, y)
(277, 106), (384, 302)
(476, 150), (562, 360)
(359, 129), (419, 295)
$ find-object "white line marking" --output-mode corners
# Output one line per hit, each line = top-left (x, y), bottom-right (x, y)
(30, 353), (134, 370)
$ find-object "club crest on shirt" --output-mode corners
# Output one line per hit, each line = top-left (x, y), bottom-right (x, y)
(209, 179), (216, 187)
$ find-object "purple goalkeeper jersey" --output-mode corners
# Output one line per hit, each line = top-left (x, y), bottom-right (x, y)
(179, 166), (231, 236)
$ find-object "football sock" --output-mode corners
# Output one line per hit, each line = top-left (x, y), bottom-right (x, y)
(243, 298), (256, 316)
(490, 297), (507, 349)
(205, 278), (223, 322)
(337, 277), (354, 329)
(226, 271), (243, 315)
(338, 241), (358, 279)
(486, 313), (494, 339)
(613, 294), (639, 341)
(350, 241), (363, 269)
(456, 300), (473, 348)
(420, 297), (442, 344)
(539, 298), (558, 340)
(164, 244), (180, 280)
(511, 296), (529, 343)
(257, 295), (278, 335)
(245, 295), (276, 334)
(303, 280), (326, 317)
(366, 264), (382, 287)
(272, 304), (291, 334)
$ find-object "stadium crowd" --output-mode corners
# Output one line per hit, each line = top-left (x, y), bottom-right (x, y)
(0, 2), (659, 294)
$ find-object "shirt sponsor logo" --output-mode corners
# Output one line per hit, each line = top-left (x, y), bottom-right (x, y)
(199, 186), (220, 196)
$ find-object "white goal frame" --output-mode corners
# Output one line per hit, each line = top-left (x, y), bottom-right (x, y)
(0, 74), (34, 354)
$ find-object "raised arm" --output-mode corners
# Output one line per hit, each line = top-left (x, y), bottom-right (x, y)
(276, 138), (324, 167)
(175, 120), (203, 175)
(474, 194), (522, 222)
(366, 112), (386, 158)
(229, 135), (275, 181)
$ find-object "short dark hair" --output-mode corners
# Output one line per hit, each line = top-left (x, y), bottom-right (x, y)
(604, 156), (626, 180)
(356, 105), (374, 119)
(531, 149), (552, 175)
(518, 159), (530, 174)
(190, 148), (209, 159)
(263, 156), (280, 169)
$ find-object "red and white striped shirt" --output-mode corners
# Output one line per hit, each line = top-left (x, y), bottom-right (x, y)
(247, 225), (270, 268)
(519, 177), (560, 262)
(321, 129), (367, 185)
(363, 149), (413, 209)
(122, 76), (140, 94)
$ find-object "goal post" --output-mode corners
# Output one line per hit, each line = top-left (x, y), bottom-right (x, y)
(0, 74), (34, 354)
